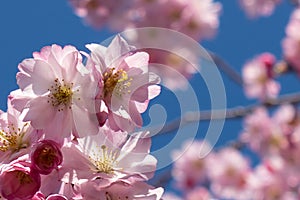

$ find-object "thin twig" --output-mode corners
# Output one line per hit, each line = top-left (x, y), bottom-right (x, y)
(154, 92), (300, 135)
(208, 51), (244, 85)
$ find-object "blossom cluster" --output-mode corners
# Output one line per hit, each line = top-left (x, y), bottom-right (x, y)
(164, 104), (300, 199)
(0, 35), (163, 199)
(68, 0), (222, 42)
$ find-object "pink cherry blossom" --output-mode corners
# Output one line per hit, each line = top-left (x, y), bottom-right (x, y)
(186, 187), (212, 200)
(171, 140), (211, 190)
(0, 159), (41, 200)
(31, 140), (63, 175)
(86, 35), (161, 132)
(242, 53), (280, 101)
(61, 128), (157, 187)
(239, 0), (281, 18)
(240, 107), (289, 156)
(282, 8), (300, 74)
(12, 44), (99, 141)
(206, 147), (252, 199)
(0, 97), (42, 164)
(77, 180), (164, 200)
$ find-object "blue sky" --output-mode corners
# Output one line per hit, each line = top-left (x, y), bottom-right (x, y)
(1, 0), (299, 191)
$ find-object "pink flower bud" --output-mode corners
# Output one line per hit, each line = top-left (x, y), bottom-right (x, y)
(31, 140), (63, 175)
(0, 161), (41, 200)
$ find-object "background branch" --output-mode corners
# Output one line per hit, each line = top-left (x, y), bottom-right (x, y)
(153, 92), (300, 135)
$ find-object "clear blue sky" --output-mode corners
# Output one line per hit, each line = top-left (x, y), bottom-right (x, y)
(0, 0), (299, 188)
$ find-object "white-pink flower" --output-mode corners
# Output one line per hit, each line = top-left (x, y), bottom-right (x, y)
(77, 180), (164, 200)
(242, 53), (280, 101)
(239, 0), (281, 18)
(61, 128), (157, 187)
(282, 8), (300, 74)
(0, 97), (42, 164)
(12, 44), (99, 141)
(86, 35), (160, 132)
(171, 140), (211, 190)
(207, 147), (252, 199)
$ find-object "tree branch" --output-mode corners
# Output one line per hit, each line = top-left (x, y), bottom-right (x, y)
(154, 92), (300, 135)
(208, 51), (244, 86)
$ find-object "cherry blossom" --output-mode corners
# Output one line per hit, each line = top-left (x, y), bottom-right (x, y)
(206, 147), (252, 199)
(61, 128), (157, 187)
(0, 158), (41, 200)
(239, 0), (281, 18)
(0, 98), (42, 164)
(30, 140), (63, 175)
(282, 8), (300, 73)
(12, 44), (99, 141)
(86, 35), (161, 132)
(242, 53), (280, 101)
(171, 140), (211, 190)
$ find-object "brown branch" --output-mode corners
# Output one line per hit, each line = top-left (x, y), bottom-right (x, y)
(208, 51), (244, 86)
(154, 92), (300, 135)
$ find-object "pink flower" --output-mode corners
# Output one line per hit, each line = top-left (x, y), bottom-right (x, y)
(282, 8), (300, 74)
(0, 97), (42, 164)
(242, 53), (280, 101)
(86, 35), (160, 132)
(239, 0), (281, 18)
(77, 180), (164, 200)
(207, 148), (251, 199)
(61, 129), (157, 187)
(129, 0), (221, 41)
(31, 140), (63, 175)
(171, 140), (211, 190)
(13, 44), (98, 141)
(68, 0), (128, 30)
(186, 187), (212, 200)
(240, 107), (289, 156)
(0, 160), (41, 200)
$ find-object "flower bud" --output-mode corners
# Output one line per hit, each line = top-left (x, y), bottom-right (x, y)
(0, 161), (41, 200)
(31, 140), (63, 175)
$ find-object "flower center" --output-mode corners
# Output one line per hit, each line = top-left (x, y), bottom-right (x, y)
(103, 68), (132, 98)
(0, 123), (29, 152)
(15, 171), (33, 184)
(48, 78), (75, 111)
(90, 145), (118, 174)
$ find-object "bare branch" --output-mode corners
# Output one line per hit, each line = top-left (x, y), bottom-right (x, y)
(208, 51), (244, 85)
(154, 92), (300, 135)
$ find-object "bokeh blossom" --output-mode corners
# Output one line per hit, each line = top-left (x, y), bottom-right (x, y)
(239, 0), (281, 18)
(242, 53), (280, 101)
(282, 8), (300, 74)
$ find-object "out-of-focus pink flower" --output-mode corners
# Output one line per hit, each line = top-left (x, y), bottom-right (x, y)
(171, 140), (211, 190)
(186, 187), (212, 200)
(77, 180), (164, 200)
(0, 160), (41, 200)
(282, 8), (300, 74)
(68, 0), (128, 30)
(61, 129), (157, 187)
(31, 140), (63, 175)
(12, 44), (98, 141)
(86, 35), (160, 132)
(0, 98), (42, 164)
(129, 0), (221, 41)
(207, 147), (252, 199)
(68, 0), (221, 41)
(241, 107), (289, 156)
(242, 53), (280, 101)
(30, 192), (68, 200)
(239, 0), (281, 18)
(248, 159), (295, 200)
